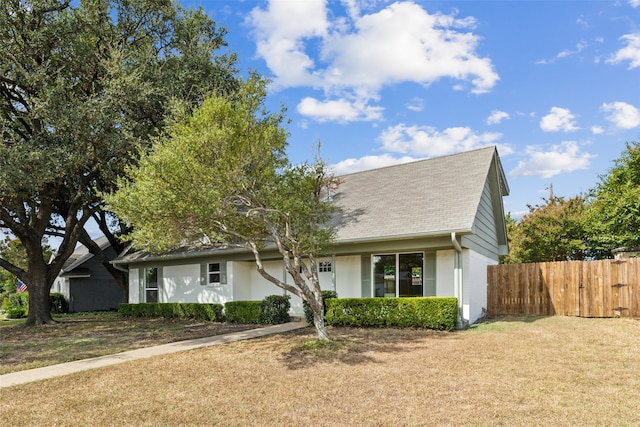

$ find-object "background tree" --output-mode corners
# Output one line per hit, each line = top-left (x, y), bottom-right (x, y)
(0, 237), (53, 294)
(502, 195), (589, 263)
(105, 77), (338, 341)
(585, 142), (640, 258)
(0, 0), (239, 325)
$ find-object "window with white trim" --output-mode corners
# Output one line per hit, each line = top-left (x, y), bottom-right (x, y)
(145, 267), (158, 302)
(208, 263), (221, 285)
(318, 261), (332, 273)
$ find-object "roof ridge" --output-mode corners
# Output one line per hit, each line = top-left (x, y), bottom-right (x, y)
(335, 145), (496, 178)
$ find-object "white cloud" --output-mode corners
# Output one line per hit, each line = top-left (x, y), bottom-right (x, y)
(248, 1), (499, 122)
(509, 141), (595, 179)
(540, 107), (579, 132)
(537, 41), (588, 64)
(630, 0), (640, 7)
(296, 97), (384, 122)
(607, 33), (640, 69)
(331, 154), (419, 175)
(378, 124), (511, 157)
(601, 101), (640, 129)
(591, 126), (605, 135)
(321, 2), (498, 93)
(556, 41), (587, 59)
(487, 110), (510, 125)
(406, 97), (424, 112)
(248, 0), (329, 88)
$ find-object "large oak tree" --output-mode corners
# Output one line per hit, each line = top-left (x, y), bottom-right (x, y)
(0, 0), (239, 325)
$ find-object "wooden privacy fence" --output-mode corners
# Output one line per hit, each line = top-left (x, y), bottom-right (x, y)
(487, 258), (640, 318)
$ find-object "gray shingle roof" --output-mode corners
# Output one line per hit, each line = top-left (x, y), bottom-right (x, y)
(332, 146), (506, 242)
(61, 236), (111, 272)
(113, 147), (508, 264)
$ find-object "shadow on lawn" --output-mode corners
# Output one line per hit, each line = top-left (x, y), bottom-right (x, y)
(278, 326), (455, 370)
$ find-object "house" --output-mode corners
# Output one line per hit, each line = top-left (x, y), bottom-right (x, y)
(112, 146), (510, 326)
(52, 236), (123, 312)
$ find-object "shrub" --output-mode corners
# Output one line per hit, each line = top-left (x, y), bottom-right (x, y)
(118, 303), (224, 322)
(259, 294), (291, 325)
(224, 301), (262, 324)
(49, 293), (68, 314)
(1, 292), (69, 318)
(325, 297), (458, 331)
(303, 290), (338, 326)
(2, 292), (29, 318)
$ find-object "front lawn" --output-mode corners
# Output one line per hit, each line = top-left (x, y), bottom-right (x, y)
(0, 311), (255, 374)
(2, 316), (639, 426)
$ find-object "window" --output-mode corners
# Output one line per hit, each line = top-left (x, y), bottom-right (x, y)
(145, 268), (158, 302)
(373, 253), (424, 298)
(319, 261), (332, 273)
(208, 263), (221, 285)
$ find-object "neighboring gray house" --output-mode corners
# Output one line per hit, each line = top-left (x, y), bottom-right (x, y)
(52, 237), (122, 312)
(112, 146), (509, 325)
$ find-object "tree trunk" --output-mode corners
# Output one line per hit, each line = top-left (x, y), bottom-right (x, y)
(24, 265), (54, 326)
(312, 305), (330, 341)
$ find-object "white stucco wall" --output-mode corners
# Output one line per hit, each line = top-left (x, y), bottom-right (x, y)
(129, 268), (140, 303)
(334, 255), (361, 298)
(436, 250), (455, 297)
(162, 264), (234, 304)
(230, 261), (252, 301)
(161, 264), (198, 303)
(317, 257), (334, 291)
(465, 250), (495, 324)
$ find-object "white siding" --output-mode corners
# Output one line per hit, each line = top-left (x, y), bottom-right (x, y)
(129, 268), (140, 303)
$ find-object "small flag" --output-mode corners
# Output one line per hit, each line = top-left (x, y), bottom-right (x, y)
(16, 280), (27, 293)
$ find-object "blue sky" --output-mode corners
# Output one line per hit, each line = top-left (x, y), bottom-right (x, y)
(188, 0), (640, 218)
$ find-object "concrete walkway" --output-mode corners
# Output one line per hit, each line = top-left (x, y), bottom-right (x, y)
(0, 321), (307, 389)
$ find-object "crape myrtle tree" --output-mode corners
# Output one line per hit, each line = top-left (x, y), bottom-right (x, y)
(105, 77), (338, 341)
(0, 0), (239, 325)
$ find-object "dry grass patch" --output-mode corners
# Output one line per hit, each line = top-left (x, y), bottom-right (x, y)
(0, 312), (255, 374)
(2, 316), (640, 426)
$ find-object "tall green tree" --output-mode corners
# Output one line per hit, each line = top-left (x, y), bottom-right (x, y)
(586, 142), (640, 258)
(105, 77), (338, 341)
(0, 0), (239, 325)
(0, 237), (53, 294)
(502, 195), (588, 263)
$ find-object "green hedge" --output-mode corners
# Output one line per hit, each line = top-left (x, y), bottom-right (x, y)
(260, 294), (290, 324)
(225, 295), (291, 325)
(118, 303), (224, 322)
(325, 297), (458, 331)
(224, 301), (262, 324)
(1, 292), (68, 319)
(303, 290), (338, 325)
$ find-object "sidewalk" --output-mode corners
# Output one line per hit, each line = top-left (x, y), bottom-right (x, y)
(0, 321), (307, 389)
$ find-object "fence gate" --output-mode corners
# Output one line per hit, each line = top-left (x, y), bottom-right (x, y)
(487, 259), (640, 318)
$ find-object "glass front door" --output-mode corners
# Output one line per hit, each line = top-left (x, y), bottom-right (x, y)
(373, 253), (423, 297)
